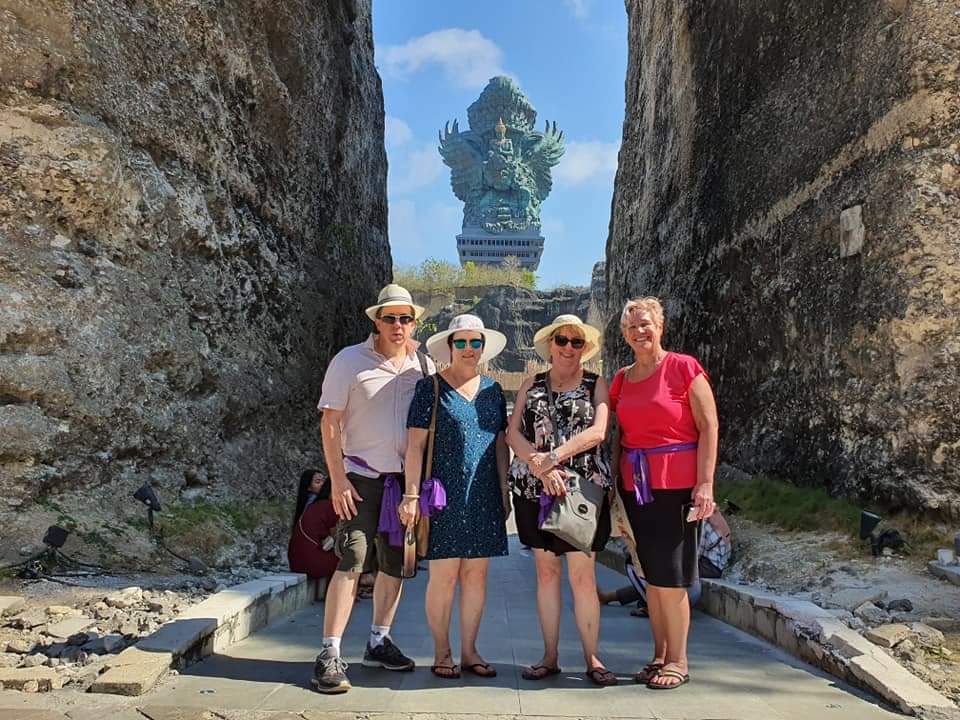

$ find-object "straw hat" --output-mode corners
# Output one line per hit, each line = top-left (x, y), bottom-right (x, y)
(364, 283), (426, 322)
(532, 314), (601, 362)
(426, 314), (507, 365)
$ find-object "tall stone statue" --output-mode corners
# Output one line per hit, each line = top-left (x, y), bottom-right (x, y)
(439, 76), (564, 271)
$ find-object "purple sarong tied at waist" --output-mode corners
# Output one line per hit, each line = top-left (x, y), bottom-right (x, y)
(624, 443), (698, 506)
(344, 455), (447, 547)
(376, 474), (448, 547)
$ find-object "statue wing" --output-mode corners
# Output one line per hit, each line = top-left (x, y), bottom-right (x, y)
(438, 120), (482, 203)
(523, 121), (565, 201)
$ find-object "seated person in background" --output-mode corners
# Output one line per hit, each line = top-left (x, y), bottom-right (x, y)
(599, 509), (732, 615)
(288, 469), (339, 584)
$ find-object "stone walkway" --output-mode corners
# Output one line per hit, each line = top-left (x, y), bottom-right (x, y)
(0, 537), (905, 720)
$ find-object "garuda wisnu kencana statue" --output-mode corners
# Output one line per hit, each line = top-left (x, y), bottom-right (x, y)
(439, 76), (564, 234)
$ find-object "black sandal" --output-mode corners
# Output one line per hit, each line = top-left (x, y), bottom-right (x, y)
(585, 667), (618, 686)
(430, 662), (460, 679)
(521, 664), (561, 680)
(463, 662), (497, 678)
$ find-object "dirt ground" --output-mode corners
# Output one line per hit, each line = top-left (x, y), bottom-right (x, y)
(727, 518), (960, 704)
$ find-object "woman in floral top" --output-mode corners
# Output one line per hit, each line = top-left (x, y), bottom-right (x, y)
(506, 314), (616, 687)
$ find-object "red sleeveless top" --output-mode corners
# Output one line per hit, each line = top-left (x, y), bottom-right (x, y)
(609, 352), (706, 491)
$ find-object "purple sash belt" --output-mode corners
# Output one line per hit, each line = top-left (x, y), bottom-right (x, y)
(344, 456), (447, 547)
(624, 443), (698, 506)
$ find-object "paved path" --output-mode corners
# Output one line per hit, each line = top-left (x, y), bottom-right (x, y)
(134, 537), (901, 720)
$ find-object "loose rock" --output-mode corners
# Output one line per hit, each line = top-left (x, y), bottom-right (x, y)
(864, 623), (911, 648)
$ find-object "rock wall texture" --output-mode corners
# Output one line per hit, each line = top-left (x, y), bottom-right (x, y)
(606, 0), (959, 514)
(0, 0), (389, 512)
(416, 284), (593, 373)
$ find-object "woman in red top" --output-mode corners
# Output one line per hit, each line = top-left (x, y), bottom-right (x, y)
(288, 469), (339, 582)
(610, 297), (719, 690)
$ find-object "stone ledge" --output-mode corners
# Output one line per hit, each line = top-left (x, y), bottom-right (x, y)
(89, 573), (316, 697)
(701, 579), (959, 720)
(928, 561), (960, 587)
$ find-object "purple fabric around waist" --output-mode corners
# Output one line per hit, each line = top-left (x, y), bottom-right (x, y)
(624, 443), (698, 506)
(345, 456), (447, 547)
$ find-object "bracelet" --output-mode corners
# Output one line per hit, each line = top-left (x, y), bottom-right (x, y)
(402, 493), (420, 499)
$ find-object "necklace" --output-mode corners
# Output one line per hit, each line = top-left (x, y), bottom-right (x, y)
(629, 351), (667, 382)
(549, 367), (582, 392)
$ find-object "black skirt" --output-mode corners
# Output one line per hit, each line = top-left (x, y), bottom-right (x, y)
(618, 484), (699, 588)
(514, 492), (612, 556)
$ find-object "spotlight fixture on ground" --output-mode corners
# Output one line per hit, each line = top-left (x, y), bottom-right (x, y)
(859, 511), (882, 540)
(133, 483), (162, 529)
(42, 525), (69, 549)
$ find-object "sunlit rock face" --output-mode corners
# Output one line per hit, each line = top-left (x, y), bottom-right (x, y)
(606, 0), (959, 515)
(0, 0), (389, 510)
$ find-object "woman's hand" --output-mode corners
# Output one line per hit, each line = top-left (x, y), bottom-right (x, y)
(397, 496), (419, 527)
(690, 482), (716, 521)
(528, 451), (555, 476)
(540, 468), (567, 496)
(502, 488), (513, 519)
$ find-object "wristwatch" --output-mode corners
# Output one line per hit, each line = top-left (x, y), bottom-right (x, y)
(548, 449), (560, 465)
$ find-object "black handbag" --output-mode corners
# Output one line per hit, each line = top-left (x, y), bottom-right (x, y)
(538, 374), (604, 552)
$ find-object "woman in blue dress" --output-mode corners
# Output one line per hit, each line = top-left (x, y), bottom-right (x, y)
(400, 314), (510, 680)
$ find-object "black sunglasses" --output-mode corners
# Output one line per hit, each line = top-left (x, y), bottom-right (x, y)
(379, 314), (415, 325)
(553, 334), (586, 349)
(452, 338), (484, 350)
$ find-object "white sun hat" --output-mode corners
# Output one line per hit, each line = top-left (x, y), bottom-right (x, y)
(532, 313), (602, 362)
(426, 314), (507, 365)
(364, 283), (426, 322)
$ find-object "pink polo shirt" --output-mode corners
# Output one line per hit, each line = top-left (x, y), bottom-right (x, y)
(318, 335), (434, 478)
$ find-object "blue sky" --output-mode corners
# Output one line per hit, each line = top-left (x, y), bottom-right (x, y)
(373, 1), (627, 288)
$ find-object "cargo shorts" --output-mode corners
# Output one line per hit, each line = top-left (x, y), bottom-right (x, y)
(334, 472), (403, 579)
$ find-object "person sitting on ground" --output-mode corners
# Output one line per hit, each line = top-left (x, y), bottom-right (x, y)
(288, 469), (338, 584)
(598, 508), (732, 614)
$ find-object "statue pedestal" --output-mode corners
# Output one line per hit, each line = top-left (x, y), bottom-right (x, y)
(456, 227), (544, 271)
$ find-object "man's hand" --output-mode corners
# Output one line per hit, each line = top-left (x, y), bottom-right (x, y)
(331, 475), (363, 520)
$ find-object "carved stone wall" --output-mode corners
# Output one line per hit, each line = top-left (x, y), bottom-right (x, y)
(0, 0), (389, 513)
(606, 0), (959, 514)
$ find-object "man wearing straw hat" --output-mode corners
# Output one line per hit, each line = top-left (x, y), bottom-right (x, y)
(312, 283), (434, 693)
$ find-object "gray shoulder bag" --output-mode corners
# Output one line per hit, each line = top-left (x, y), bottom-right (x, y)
(539, 374), (605, 553)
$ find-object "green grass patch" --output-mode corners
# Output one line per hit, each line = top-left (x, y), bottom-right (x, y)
(716, 474), (862, 534)
(716, 474), (954, 560)
(160, 498), (290, 540)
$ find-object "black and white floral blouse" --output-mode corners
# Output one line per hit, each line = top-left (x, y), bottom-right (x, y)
(508, 370), (612, 500)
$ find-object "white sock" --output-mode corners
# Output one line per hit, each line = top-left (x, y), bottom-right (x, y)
(322, 636), (341, 656)
(369, 624), (390, 648)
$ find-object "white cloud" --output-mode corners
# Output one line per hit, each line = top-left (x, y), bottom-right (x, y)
(553, 140), (620, 187)
(385, 116), (413, 147)
(389, 142), (445, 194)
(380, 29), (511, 89)
(564, 0), (591, 19)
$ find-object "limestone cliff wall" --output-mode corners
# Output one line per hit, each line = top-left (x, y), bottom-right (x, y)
(0, 0), (389, 511)
(606, 0), (959, 514)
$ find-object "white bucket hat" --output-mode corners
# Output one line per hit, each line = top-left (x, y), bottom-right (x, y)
(364, 283), (426, 322)
(532, 314), (602, 362)
(426, 314), (507, 365)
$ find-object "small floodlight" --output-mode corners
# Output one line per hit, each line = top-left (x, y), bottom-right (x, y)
(859, 511), (882, 540)
(42, 525), (69, 549)
(133, 483), (162, 528)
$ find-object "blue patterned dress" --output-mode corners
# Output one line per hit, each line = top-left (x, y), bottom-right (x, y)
(406, 374), (509, 560)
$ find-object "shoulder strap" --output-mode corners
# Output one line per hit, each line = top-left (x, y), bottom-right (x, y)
(542, 373), (563, 448)
(422, 375), (440, 483)
(416, 350), (432, 377)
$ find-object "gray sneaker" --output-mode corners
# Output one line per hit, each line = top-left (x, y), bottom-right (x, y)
(311, 649), (351, 693)
(361, 637), (415, 671)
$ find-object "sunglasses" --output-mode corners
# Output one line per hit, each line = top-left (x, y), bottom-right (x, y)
(552, 334), (586, 349)
(379, 314), (415, 325)
(452, 338), (484, 350)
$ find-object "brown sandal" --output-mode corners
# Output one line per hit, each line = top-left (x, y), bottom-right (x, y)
(585, 667), (618, 686)
(634, 662), (663, 684)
